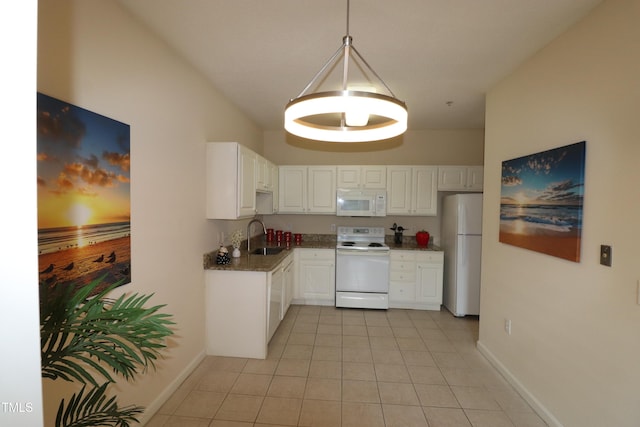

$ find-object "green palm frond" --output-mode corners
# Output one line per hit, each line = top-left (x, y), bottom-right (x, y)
(55, 383), (143, 427)
(40, 276), (175, 386)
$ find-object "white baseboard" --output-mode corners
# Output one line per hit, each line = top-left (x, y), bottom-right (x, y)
(140, 350), (206, 425)
(476, 340), (563, 427)
(291, 298), (334, 306)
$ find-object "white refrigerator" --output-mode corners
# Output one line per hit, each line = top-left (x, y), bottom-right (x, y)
(441, 193), (483, 317)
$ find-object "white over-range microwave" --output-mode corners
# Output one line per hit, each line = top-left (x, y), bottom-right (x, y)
(336, 189), (386, 217)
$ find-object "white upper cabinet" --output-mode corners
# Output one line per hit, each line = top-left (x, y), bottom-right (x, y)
(256, 156), (278, 193)
(255, 155), (278, 215)
(466, 166), (484, 191)
(438, 166), (484, 191)
(386, 167), (413, 214)
(412, 167), (438, 215)
(206, 142), (257, 219)
(308, 166), (337, 213)
(270, 162), (279, 213)
(386, 166), (438, 216)
(278, 166), (307, 213)
(237, 146), (258, 217)
(207, 150), (483, 219)
(278, 166), (336, 214)
(256, 155), (268, 191)
(337, 165), (387, 189)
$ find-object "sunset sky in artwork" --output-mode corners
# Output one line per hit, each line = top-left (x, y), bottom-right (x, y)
(37, 93), (130, 229)
(500, 142), (585, 207)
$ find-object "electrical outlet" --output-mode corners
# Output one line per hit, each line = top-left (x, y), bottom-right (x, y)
(330, 224), (336, 232)
(600, 245), (612, 267)
(504, 319), (512, 335)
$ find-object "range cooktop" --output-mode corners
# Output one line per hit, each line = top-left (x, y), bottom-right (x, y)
(336, 226), (389, 251)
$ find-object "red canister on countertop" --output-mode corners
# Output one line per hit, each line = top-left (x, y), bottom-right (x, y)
(415, 231), (430, 246)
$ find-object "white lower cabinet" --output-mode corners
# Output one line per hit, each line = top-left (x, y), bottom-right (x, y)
(205, 252), (293, 359)
(268, 264), (284, 342)
(389, 251), (417, 304)
(282, 257), (294, 316)
(416, 254), (444, 308)
(389, 250), (443, 310)
(205, 248), (443, 359)
(294, 248), (336, 306)
(267, 255), (294, 341)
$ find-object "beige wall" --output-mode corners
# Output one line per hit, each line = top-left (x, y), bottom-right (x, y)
(479, 0), (640, 426)
(264, 129), (484, 165)
(37, 0), (262, 424)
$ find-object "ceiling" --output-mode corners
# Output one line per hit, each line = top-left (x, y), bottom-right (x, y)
(118, 0), (601, 132)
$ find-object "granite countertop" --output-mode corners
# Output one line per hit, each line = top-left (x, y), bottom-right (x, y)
(204, 247), (294, 272)
(203, 234), (336, 272)
(203, 233), (441, 272)
(384, 236), (441, 252)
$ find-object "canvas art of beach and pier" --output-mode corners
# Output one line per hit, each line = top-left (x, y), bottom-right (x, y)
(37, 93), (131, 291)
(500, 141), (586, 262)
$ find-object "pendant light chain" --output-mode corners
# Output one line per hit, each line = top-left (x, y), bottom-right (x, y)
(346, 0), (350, 38)
(341, 0), (350, 92)
(340, 0), (352, 127)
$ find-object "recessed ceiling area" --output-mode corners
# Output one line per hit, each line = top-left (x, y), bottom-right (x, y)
(118, 0), (601, 131)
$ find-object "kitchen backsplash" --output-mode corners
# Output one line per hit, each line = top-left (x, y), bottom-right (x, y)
(262, 214), (441, 246)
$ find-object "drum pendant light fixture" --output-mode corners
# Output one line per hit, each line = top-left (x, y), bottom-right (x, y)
(284, 0), (408, 143)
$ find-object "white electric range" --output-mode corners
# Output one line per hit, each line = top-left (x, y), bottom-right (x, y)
(335, 226), (390, 309)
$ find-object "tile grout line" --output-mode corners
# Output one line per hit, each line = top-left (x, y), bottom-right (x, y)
(155, 306), (542, 426)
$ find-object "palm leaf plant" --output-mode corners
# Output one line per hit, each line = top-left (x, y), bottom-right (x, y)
(40, 276), (175, 427)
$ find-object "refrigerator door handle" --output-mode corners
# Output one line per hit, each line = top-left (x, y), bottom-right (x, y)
(458, 235), (467, 267)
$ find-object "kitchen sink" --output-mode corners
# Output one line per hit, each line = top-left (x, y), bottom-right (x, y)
(251, 247), (285, 256)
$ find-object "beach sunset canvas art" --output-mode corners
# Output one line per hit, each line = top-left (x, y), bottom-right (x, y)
(500, 141), (585, 262)
(37, 93), (131, 290)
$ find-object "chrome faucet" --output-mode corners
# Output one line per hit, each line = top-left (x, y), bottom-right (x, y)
(246, 218), (267, 253)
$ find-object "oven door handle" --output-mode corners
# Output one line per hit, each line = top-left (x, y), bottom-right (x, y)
(336, 249), (390, 256)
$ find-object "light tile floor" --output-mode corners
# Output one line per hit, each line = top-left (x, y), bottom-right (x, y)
(147, 305), (547, 427)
